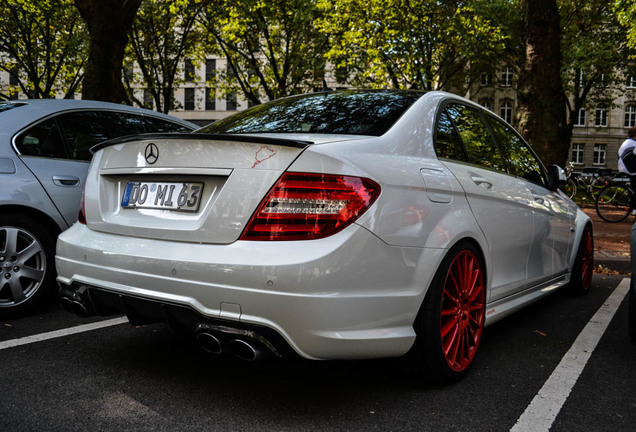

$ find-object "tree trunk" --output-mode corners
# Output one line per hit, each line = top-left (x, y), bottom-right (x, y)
(514, 0), (569, 167)
(74, 0), (141, 103)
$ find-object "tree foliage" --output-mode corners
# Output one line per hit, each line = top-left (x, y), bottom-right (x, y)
(316, 0), (510, 94)
(560, 0), (632, 127)
(0, 0), (87, 99)
(614, 0), (636, 53)
(125, 0), (208, 113)
(203, 0), (329, 104)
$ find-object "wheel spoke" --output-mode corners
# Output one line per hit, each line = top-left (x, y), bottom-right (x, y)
(2, 227), (19, 255)
(443, 324), (460, 363)
(18, 266), (45, 283)
(16, 240), (42, 265)
(7, 278), (26, 303)
(440, 249), (486, 372)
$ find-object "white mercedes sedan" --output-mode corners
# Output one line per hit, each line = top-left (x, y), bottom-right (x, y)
(56, 90), (593, 382)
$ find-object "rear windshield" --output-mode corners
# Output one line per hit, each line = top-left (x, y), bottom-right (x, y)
(197, 90), (424, 137)
(0, 102), (27, 113)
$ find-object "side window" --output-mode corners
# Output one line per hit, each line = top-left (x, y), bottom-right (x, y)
(57, 111), (146, 161)
(445, 104), (506, 173)
(15, 119), (68, 159)
(486, 115), (546, 186)
(144, 117), (191, 133)
(434, 109), (466, 161)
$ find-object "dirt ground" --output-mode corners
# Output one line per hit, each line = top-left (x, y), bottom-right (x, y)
(582, 207), (632, 258)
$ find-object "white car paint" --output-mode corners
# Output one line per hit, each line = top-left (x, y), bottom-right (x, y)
(55, 91), (591, 375)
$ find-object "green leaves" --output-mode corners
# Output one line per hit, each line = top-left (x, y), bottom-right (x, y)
(0, 0), (87, 99)
(203, 0), (329, 104)
(614, 0), (636, 54)
(125, 0), (208, 112)
(316, 0), (510, 92)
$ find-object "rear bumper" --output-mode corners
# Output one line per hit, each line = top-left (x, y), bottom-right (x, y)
(56, 223), (444, 360)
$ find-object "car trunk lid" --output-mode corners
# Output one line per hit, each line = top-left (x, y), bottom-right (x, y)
(84, 134), (308, 244)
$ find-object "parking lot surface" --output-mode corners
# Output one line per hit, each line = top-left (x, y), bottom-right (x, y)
(1, 274), (635, 432)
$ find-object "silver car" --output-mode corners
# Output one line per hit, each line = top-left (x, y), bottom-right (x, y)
(56, 90), (593, 382)
(0, 99), (195, 316)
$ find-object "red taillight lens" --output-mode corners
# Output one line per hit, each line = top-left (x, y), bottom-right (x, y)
(240, 172), (381, 241)
(78, 188), (86, 225)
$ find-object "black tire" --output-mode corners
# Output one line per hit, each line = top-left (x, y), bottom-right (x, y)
(595, 184), (632, 223)
(0, 213), (57, 317)
(568, 224), (593, 296)
(408, 242), (486, 383)
(629, 280), (636, 345)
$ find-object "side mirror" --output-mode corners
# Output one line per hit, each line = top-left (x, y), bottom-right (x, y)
(547, 164), (566, 190)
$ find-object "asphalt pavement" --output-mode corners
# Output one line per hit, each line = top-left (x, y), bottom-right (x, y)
(1, 274), (634, 432)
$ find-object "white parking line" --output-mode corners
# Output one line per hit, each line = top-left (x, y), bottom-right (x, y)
(0, 316), (128, 351)
(510, 278), (631, 432)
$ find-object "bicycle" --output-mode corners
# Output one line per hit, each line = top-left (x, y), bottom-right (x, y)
(595, 182), (634, 222)
(560, 162), (613, 199)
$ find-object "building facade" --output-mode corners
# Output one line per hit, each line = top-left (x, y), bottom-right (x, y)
(3, 60), (636, 172)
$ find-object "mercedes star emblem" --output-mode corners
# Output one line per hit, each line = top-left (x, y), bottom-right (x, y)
(144, 143), (159, 164)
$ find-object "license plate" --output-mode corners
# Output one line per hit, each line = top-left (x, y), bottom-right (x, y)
(121, 181), (203, 212)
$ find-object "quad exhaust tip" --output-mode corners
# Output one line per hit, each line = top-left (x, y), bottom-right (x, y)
(195, 325), (276, 361)
(58, 286), (93, 318)
(196, 332), (224, 355)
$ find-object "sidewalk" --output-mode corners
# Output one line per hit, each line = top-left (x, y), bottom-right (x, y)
(582, 207), (631, 274)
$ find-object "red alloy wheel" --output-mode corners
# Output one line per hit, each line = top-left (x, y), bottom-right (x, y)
(439, 249), (486, 372)
(579, 228), (594, 291)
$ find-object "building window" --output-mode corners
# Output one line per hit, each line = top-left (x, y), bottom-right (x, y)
(577, 69), (585, 88)
(626, 104), (636, 127)
(572, 143), (584, 164)
(574, 108), (586, 126)
(9, 68), (19, 86)
(500, 101), (512, 123)
(205, 87), (215, 111)
(226, 91), (237, 111)
(479, 99), (492, 111)
(143, 89), (153, 109)
(627, 75), (636, 88)
(480, 73), (492, 86)
(593, 144), (606, 165)
(184, 88), (195, 110)
(184, 59), (195, 82)
(595, 108), (607, 127)
(501, 66), (513, 87)
(205, 59), (216, 82)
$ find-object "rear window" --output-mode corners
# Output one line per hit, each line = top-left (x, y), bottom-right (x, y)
(198, 90), (424, 137)
(0, 102), (27, 113)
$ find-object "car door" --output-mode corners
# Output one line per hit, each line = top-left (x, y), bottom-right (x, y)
(14, 117), (87, 227)
(485, 114), (574, 284)
(15, 111), (148, 226)
(434, 102), (535, 302)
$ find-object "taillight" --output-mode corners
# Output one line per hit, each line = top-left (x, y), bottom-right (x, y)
(78, 188), (86, 225)
(240, 172), (381, 241)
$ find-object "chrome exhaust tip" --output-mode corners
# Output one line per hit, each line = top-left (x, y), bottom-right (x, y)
(70, 300), (89, 318)
(228, 339), (261, 362)
(58, 296), (74, 313)
(196, 332), (224, 355)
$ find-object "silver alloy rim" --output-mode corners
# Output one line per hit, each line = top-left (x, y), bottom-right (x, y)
(0, 226), (46, 307)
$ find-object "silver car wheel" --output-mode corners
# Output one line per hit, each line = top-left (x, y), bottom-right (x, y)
(0, 226), (46, 307)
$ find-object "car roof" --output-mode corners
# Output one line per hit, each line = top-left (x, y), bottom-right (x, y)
(0, 99), (196, 132)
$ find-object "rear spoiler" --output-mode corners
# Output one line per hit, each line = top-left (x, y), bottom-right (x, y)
(90, 133), (313, 155)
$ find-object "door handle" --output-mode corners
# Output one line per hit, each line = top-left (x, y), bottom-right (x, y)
(52, 175), (80, 186)
(470, 175), (492, 189)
